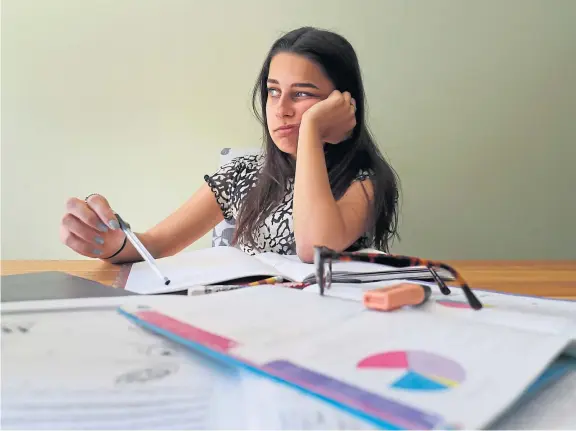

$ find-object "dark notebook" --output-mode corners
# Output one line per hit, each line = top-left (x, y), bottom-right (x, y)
(1, 271), (137, 302)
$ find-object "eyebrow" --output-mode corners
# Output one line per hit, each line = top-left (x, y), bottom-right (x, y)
(267, 78), (319, 90)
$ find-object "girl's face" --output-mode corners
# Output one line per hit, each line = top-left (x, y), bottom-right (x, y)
(265, 52), (334, 157)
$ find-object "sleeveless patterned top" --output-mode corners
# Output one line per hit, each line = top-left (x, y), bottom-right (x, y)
(204, 154), (372, 255)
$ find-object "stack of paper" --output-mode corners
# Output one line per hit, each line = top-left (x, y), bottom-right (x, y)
(1, 303), (247, 429)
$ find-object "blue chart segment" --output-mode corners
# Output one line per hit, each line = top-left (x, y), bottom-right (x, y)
(357, 350), (466, 391)
(393, 371), (451, 390)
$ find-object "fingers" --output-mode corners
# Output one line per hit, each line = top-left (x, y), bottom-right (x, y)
(335, 91), (356, 114)
(327, 89), (343, 101)
(342, 91), (352, 105)
(59, 225), (105, 258)
(65, 197), (110, 233)
(312, 90), (357, 144)
(61, 213), (106, 246)
(343, 92), (356, 139)
(85, 194), (120, 230)
(341, 92), (356, 125)
(61, 194), (123, 258)
(325, 90), (356, 113)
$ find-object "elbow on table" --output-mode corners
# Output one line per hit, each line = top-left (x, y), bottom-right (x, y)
(296, 234), (357, 264)
(296, 239), (343, 264)
(295, 241), (316, 264)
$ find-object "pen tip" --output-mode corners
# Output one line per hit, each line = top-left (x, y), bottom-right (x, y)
(164, 278), (171, 286)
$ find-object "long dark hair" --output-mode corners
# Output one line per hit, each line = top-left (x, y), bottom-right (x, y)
(234, 26), (400, 252)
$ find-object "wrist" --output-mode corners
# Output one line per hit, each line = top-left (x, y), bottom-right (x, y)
(299, 117), (323, 147)
(101, 233), (127, 261)
(300, 111), (318, 127)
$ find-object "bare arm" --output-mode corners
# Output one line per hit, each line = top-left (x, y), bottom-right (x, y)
(293, 122), (373, 263)
(102, 183), (224, 264)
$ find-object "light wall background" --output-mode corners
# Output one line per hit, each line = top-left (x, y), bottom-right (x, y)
(2, 0), (575, 260)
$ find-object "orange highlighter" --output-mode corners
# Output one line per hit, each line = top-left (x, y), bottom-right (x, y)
(363, 283), (432, 312)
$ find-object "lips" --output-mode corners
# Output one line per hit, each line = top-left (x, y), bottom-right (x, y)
(274, 124), (299, 137)
(275, 124), (299, 132)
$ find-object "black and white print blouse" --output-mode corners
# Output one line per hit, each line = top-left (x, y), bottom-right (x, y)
(204, 154), (372, 255)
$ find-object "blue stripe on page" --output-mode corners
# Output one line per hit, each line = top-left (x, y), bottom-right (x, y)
(117, 307), (448, 430)
(523, 355), (576, 397)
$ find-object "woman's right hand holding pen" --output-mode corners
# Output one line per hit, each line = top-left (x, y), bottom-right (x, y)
(59, 194), (126, 259)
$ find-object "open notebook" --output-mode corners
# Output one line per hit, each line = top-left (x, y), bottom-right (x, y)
(122, 246), (451, 295)
(117, 287), (576, 430)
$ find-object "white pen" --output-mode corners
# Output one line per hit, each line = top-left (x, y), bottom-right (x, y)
(187, 284), (249, 296)
(114, 212), (171, 286)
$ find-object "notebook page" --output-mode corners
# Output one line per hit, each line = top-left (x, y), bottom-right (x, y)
(1, 306), (248, 430)
(441, 286), (576, 319)
(124, 246), (281, 294)
(254, 252), (432, 283)
(302, 279), (576, 318)
(302, 281), (576, 344)
(128, 287), (572, 430)
(253, 252), (317, 281)
(233, 304), (570, 429)
(424, 282), (576, 345)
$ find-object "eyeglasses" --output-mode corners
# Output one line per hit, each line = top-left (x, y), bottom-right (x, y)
(313, 246), (483, 310)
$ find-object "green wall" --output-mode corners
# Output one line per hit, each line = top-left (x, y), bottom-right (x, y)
(2, 0), (575, 259)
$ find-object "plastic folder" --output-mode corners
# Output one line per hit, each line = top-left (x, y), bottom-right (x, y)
(117, 304), (574, 430)
(118, 306), (450, 430)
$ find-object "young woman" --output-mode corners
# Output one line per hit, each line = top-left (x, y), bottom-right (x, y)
(59, 26), (400, 264)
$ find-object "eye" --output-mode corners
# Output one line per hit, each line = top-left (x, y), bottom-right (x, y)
(267, 88), (280, 97)
(294, 91), (313, 98)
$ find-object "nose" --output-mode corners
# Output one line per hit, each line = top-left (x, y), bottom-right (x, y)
(275, 94), (294, 118)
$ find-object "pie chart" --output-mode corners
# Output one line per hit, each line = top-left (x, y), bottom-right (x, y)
(357, 350), (466, 391)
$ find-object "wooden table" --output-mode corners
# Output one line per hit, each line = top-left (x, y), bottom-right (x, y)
(2, 260), (576, 299)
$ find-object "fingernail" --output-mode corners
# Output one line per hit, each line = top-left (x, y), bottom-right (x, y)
(98, 223), (108, 232)
(95, 236), (105, 245)
(93, 249), (102, 255)
(108, 220), (120, 230)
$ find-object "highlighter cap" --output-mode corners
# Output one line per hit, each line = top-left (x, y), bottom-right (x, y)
(363, 283), (431, 312)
